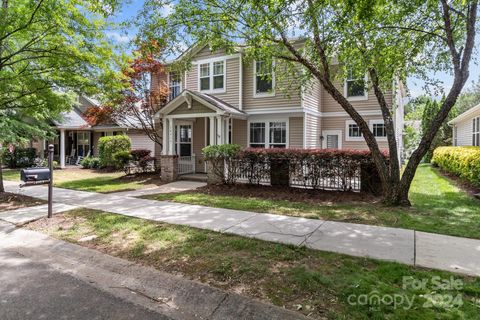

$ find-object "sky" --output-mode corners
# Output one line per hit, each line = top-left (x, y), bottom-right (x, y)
(105, 1), (480, 99)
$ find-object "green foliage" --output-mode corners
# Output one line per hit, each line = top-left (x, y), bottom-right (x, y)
(2, 147), (36, 168)
(453, 77), (480, 114)
(421, 98), (456, 162)
(80, 157), (101, 169)
(202, 144), (242, 160)
(432, 147), (480, 187)
(98, 135), (131, 168)
(113, 151), (132, 169)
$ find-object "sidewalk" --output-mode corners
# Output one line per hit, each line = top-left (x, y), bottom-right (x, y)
(0, 221), (305, 320)
(4, 180), (480, 277)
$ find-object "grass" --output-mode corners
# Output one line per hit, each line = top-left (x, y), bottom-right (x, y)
(143, 164), (480, 239)
(2, 168), (162, 193)
(27, 208), (480, 320)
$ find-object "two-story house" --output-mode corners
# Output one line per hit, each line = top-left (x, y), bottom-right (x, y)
(153, 44), (405, 178)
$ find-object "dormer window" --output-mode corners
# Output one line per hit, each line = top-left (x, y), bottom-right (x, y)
(345, 69), (367, 100)
(169, 72), (181, 100)
(199, 59), (225, 92)
(254, 60), (275, 97)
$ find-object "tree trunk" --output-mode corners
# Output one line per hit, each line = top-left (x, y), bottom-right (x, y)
(0, 158), (4, 193)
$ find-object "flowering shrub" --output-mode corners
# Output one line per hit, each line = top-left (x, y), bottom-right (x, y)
(432, 146), (480, 187)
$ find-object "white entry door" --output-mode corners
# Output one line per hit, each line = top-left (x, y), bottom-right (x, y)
(322, 130), (342, 149)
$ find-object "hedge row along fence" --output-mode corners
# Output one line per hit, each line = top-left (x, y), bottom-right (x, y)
(432, 146), (480, 187)
(203, 145), (388, 194)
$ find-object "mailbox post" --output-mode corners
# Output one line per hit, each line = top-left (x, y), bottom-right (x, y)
(48, 144), (54, 218)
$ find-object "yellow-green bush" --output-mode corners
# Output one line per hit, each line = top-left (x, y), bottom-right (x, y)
(432, 146), (480, 187)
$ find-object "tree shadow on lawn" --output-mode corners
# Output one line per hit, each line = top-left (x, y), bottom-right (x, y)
(27, 209), (480, 320)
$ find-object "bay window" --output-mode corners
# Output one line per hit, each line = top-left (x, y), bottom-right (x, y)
(249, 120), (287, 148)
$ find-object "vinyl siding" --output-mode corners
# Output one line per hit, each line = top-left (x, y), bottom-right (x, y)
(192, 46), (228, 60)
(128, 130), (155, 154)
(321, 79), (393, 113)
(454, 108), (480, 146)
(321, 116), (389, 150)
(169, 101), (214, 115)
(289, 117), (304, 148)
(186, 48), (240, 108)
(232, 119), (248, 148)
(304, 113), (321, 148)
(243, 60), (301, 111)
(303, 78), (321, 113)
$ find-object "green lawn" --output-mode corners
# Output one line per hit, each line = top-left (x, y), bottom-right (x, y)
(2, 168), (162, 193)
(143, 165), (480, 239)
(27, 208), (480, 320)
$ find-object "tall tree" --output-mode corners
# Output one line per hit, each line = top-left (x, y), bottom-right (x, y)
(0, 0), (126, 192)
(136, 0), (478, 205)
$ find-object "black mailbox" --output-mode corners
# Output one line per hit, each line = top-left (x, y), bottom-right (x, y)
(20, 168), (51, 183)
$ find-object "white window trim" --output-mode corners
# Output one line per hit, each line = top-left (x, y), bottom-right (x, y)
(253, 60), (276, 98)
(197, 58), (226, 93)
(344, 72), (368, 101)
(321, 130), (342, 149)
(369, 119), (387, 141)
(345, 120), (363, 141)
(168, 72), (182, 101)
(473, 117), (480, 146)
(247, 117), (289, 148)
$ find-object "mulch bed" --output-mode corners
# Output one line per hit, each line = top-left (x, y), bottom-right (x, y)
(0, 192), (46, 212)
(192, 184), (380, 205)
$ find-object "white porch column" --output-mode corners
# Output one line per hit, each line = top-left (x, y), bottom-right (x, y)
(59, 129), (66, 168)
(162, 117), (168, 155)
(216, 116), (224, 145)
(209, 116), (216, 145)
(168, 117), (175, 155)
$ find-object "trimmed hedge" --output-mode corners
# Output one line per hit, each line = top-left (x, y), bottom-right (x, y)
(432, 146), (480, 187)
(98, 135), (131, 168)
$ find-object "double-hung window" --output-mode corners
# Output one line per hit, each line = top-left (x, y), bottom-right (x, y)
(199, 60), (225, 92)
(346, 120), (362, 140)
(473, 117), (480, 146)
(169, 72), (181, 100)
(370, 120), (387, 138)
(254, 60), (274, 96)
(249, 121), (287, 148)
(345, 69), (367, 99)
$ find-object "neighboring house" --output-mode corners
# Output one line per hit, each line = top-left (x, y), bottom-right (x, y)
(152, 44), (405, 177)
(31, 96), (156, 168)
(449, 103), (480, 147)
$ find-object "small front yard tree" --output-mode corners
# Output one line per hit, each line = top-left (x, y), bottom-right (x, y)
(136, 0), (478, 205)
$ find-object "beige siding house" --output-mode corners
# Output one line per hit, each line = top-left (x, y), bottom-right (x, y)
(154, 44), (405, 176)
(449, 103), (480, 146)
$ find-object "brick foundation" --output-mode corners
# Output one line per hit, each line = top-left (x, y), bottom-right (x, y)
(161, 155), (178, 182)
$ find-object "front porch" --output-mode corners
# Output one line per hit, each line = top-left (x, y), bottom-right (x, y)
(158, 90), (247, 179)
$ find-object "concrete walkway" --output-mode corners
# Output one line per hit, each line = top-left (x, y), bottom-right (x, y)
(0, 203), (78, 225)
(4, 180), (480, 277)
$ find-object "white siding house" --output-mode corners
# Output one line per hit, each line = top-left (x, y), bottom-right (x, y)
(449, 103), (480, 146)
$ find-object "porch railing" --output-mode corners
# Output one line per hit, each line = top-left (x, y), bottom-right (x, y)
(178, 155), (196, 175)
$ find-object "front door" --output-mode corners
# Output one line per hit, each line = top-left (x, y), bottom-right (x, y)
(77, 131), (90, 157)
(176, 124), (195, 174)
(322, 130), (342, 149)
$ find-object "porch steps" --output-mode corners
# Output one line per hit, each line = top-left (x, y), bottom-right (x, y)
(178, 173), (207, 182)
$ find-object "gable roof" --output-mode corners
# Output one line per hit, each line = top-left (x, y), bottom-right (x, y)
(449, 103), (480, 125)
(156, 89), (247, 119)
(53, 107), (90, 129)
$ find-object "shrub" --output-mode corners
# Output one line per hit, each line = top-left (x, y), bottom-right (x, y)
(113, 151), (132, 169)
(98, 135), (131, 168)
(2, 147), (36, 168)
(130, 149), (151, 161)
(80, 157), (101, 169)
(432, 146), (480, 187)
(138, 155), (156, 172)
